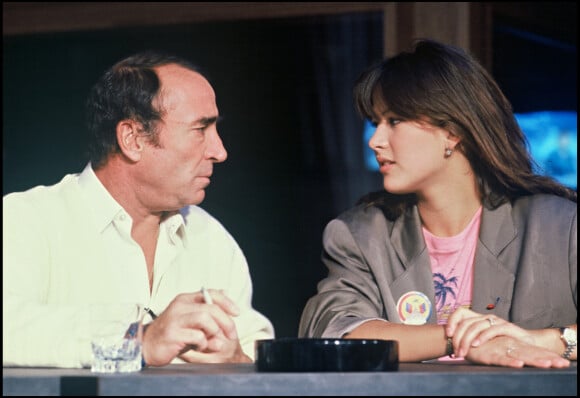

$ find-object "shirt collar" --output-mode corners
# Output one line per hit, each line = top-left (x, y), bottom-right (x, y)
(164, 211), (186, 245)
(78, 163), (126, 233)
(78, 163), (186, 242)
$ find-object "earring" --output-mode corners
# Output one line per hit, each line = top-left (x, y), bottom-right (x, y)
(444, 148), (453, 158)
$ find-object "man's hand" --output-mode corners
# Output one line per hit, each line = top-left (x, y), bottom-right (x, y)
(141, 290), (248, 366)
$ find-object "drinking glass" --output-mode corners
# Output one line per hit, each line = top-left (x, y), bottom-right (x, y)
(90, 303), (144, 373)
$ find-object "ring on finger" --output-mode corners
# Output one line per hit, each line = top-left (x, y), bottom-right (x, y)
(487, 318), (495, 327)
(506, 346), (515, 356)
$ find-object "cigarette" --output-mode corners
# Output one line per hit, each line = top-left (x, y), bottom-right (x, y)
(201, 286), (213, 304)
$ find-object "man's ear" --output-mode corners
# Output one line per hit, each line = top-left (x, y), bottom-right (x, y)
(116, 120), (144, 162)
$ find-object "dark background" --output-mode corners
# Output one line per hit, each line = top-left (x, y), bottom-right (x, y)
(3, 4), (576, 338)
(3, 12), (385, 337)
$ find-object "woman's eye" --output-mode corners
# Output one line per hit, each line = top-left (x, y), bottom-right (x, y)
(387, 117), (401, 126)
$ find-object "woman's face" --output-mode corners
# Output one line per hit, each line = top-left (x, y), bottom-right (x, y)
(368, 97), (455, 197)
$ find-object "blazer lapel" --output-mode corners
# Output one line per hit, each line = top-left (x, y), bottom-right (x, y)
(471, 202), (518, 319)
(390, 207), (438, 323)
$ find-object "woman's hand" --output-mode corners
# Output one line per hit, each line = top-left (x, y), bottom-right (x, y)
(445, 307), (571, 368)
(464, 335), (570, 368)
(446, 307), (535, 358)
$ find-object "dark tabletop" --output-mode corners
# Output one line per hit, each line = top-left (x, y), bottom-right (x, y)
(3, 360), (577, 396)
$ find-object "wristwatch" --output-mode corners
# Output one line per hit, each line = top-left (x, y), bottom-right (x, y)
(559, 327), (577, 359)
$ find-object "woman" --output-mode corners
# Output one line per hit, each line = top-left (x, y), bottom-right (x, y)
(298, 39), (576, 368)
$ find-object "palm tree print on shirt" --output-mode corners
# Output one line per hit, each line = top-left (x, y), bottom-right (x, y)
(434, 272), (458, 311)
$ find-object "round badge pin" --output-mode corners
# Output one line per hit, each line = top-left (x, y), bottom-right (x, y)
(397, 291), (432, 325)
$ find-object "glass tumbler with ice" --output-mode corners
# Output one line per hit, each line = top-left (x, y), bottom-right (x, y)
(90, 303), (144, 373)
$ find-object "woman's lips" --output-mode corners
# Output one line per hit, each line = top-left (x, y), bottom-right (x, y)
(377, 157), (395, 173)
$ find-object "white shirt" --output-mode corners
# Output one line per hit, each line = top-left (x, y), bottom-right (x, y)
(3, 164), (274, 368)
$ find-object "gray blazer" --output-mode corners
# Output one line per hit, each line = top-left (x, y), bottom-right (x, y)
(299, 194), (577, 338)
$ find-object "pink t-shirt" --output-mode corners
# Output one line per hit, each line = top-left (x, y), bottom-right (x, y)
(423, 207), (482, 361)
(423, 206), (482, 324)
(422, 206), (482, 360)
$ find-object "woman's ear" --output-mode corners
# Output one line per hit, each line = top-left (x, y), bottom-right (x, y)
(446, 131), (461, 151)
(116, 120), (144, 162)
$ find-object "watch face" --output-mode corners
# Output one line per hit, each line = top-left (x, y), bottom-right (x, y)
(563, 328), (577, 344)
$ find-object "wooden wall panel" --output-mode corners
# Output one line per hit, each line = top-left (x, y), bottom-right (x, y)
(3, 2), (385, 36)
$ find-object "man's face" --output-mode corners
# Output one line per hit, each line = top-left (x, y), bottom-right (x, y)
(136, 64), (227, 212)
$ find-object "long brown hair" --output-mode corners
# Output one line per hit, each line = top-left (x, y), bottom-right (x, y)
(354, 39), (576, 214)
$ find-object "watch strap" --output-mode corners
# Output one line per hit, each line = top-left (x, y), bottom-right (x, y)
(559, 327), (576, 360)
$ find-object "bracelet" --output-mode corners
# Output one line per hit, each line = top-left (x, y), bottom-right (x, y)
(445, 337), (454, 357)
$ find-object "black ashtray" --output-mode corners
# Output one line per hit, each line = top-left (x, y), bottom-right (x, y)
(255, 337), (398, 372)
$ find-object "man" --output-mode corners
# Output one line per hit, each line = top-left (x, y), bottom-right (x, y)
(3, 51), (274, 368)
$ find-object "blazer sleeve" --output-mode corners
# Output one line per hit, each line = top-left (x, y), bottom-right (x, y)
(298, 217), (387, 338)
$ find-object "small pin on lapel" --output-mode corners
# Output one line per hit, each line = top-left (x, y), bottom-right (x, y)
(486, 297), (500, 310)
